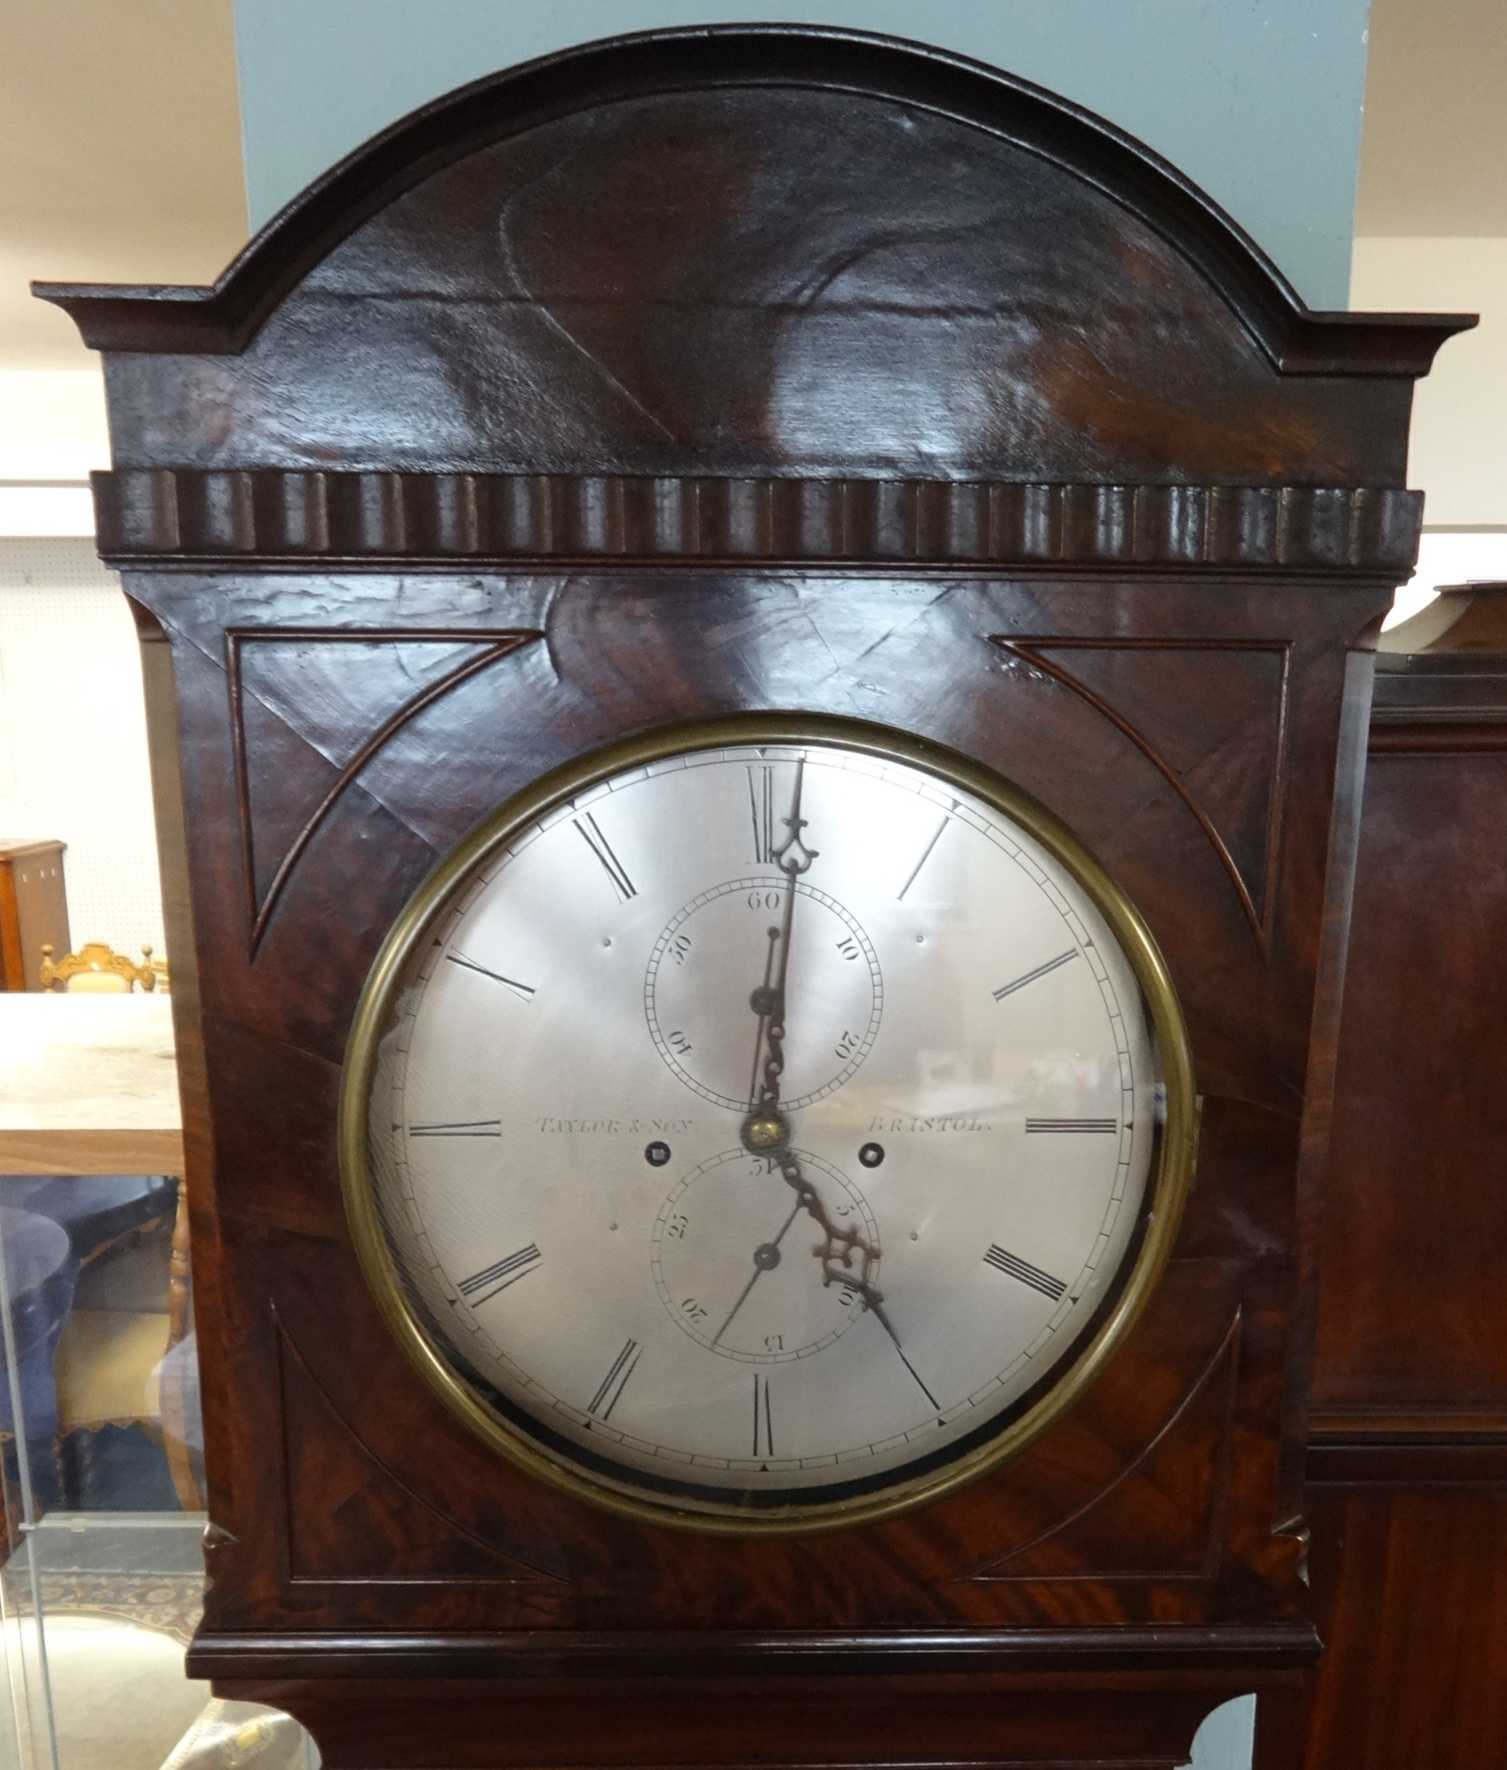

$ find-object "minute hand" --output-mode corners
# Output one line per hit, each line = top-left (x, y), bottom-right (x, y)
(737, 768), (915, 1375)
(750, 759), (817, 1129)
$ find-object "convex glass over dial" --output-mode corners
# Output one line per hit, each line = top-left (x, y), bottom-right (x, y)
(343, 717), (1195, 1531)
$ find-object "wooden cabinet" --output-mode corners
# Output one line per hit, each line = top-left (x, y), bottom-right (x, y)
(1306, 584), (1507, 1768)
(0, 839), (69, 992)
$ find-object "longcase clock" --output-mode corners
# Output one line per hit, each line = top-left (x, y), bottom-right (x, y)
(41, 28), (1468, 1770)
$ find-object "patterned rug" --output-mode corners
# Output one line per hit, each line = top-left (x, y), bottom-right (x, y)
(34, 1569), (203, 1644)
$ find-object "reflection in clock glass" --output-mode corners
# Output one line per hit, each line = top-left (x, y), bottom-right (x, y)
(362, 737), (1165, 1516)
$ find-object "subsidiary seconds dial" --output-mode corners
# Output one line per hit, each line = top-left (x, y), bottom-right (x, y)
(645, 879), (881, 1110)
(344, 716), (1196, 1533)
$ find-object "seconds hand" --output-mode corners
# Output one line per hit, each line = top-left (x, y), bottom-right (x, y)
(710, 1195), (802, 1348)
(737, 762), (940, 1411)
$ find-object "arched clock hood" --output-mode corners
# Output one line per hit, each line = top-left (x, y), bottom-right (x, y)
(38, 26), (1470, 569)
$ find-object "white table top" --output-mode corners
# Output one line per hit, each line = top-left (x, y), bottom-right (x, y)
(0, 994), (181, 1131)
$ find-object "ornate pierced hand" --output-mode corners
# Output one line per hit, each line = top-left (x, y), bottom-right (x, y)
(742, 758), (816, 1154)
(734, 765), (917, 1380)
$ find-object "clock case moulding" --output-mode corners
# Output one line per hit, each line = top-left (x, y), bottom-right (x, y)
(41, 26), (1471, 1770)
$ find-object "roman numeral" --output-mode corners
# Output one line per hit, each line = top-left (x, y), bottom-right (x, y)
(897, 813), (950, 901)
(1025, 1118), (1117, 1134)
(573, 813), (636, 901)
(587, 1338), (641, 1420)
(409, 1119), (502, 1137)
(753, 1374), (774, 1458)
(445, 952), (534, 999)
(984, 1244), (1067, 1301)
(993, 949), (1078, 1001)
(457, 1244), (541, 1306)
(748, 764), (776, 865)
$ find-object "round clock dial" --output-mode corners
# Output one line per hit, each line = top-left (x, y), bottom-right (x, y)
(343, 718), (1194, 1532)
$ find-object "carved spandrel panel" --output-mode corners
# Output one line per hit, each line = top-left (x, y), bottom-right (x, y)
(228, 628), (542, 946)
(964, 1307), (1240, 1584)
(276, 1318), (571, 1593)
(993, 641), (1291, 944)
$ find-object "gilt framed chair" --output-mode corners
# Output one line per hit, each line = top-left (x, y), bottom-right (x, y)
(39, 942), (161, 993)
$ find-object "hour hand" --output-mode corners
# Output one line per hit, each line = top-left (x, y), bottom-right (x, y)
(742, 762), (815, 1154)
(742, 923), (787, 1156)
(771, 759), (817, 879)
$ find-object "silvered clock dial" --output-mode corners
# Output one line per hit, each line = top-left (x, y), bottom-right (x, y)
(341, 716), (1196, 1532)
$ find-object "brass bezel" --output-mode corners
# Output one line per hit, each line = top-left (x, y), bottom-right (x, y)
(339, 712), (1198, 1537)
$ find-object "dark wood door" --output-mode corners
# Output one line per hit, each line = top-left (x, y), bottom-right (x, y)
(1306, 586), (1507, 1769)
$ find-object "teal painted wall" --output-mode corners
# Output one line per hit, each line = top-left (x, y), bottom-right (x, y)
(231, 0), (1372, 307)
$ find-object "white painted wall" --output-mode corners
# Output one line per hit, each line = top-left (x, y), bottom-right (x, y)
(1352, 236), (1507, 528)
(0, 369), (107, 534)
(0, 539), (165, 966)
(0, 371), (108, 482)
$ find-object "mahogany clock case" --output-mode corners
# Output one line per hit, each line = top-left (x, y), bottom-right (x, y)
(42, 26), (1469, 1770)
